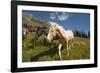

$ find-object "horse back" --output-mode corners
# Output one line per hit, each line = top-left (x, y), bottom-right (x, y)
(66, 30), (74, 40)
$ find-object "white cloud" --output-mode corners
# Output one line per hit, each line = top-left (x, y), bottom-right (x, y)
(57, 12), (69, 21)
(50, 12), (69, 21)
(50, 13), (56, 20)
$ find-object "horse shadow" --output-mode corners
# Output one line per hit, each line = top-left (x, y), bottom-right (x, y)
(30, 45), (65, 61)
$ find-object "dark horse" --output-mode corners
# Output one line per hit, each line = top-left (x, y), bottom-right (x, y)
(36, 26), (48, 37)
(23, 23), (48, 37)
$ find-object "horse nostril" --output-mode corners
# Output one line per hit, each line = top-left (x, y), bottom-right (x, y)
(47, 38), (51, 43)
(47, 36), (52, 43)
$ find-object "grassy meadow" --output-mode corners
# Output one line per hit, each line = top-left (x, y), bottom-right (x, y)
(22, 33), (90, 62)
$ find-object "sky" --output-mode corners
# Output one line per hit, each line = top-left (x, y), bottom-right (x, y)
(22, 10), (90, 33)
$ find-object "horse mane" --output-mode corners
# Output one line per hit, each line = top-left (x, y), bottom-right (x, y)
(49, 22), (67, 41)
(48, 22), (58, 27)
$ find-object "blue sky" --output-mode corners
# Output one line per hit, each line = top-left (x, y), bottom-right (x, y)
(23, 10), (90, 33)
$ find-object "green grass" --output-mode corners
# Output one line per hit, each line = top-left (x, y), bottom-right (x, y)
(22, 35), (90, 62)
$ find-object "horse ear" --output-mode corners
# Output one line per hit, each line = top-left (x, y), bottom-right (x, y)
(54, 24), (56, 27)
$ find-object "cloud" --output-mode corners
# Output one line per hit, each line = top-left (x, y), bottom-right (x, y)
(50, 12), (69, 21)
(50, 13), (56, 20)
(57, 12), (69, 21)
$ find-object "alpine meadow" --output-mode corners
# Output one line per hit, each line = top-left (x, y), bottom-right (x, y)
(22, 10), (90, 62)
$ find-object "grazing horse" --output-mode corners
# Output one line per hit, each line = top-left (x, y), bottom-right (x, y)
(36, 26), (48, 37)
(23, 23), (48, 37)
(47, 22), (74, 60)
(23, 23), (37, 35)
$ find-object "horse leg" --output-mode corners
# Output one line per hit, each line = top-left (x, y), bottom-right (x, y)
(58, 44), (62, 60)
(72, 38), (74, 48)
(66, 41), (69, 56)
(70, 38), (74, 51)
(68, 40), (72, 51)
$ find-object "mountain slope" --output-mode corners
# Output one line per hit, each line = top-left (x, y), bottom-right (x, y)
(22, 14), (50, 28)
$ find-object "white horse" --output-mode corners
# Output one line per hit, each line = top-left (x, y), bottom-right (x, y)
(47, 22), (74, 60)
(23, 28), (28, 35)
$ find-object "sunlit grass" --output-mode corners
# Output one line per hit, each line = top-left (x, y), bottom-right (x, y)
(22, 35), (90, 62)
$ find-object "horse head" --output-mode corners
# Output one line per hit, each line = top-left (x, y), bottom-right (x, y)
(47, 22), (58, 42)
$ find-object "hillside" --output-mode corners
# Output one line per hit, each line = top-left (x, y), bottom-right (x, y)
(22, 14), (50, 29)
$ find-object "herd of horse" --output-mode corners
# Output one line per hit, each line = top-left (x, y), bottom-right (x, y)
(23, 23), (48, 37)
(23, 22), (74, 60)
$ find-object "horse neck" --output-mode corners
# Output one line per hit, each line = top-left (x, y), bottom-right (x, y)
(56, 31), (67, 44)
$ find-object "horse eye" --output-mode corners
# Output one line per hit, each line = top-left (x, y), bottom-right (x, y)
(51, 30), (53, 32)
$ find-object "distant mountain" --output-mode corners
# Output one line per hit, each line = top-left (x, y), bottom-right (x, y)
(22, 14), (50, 29)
